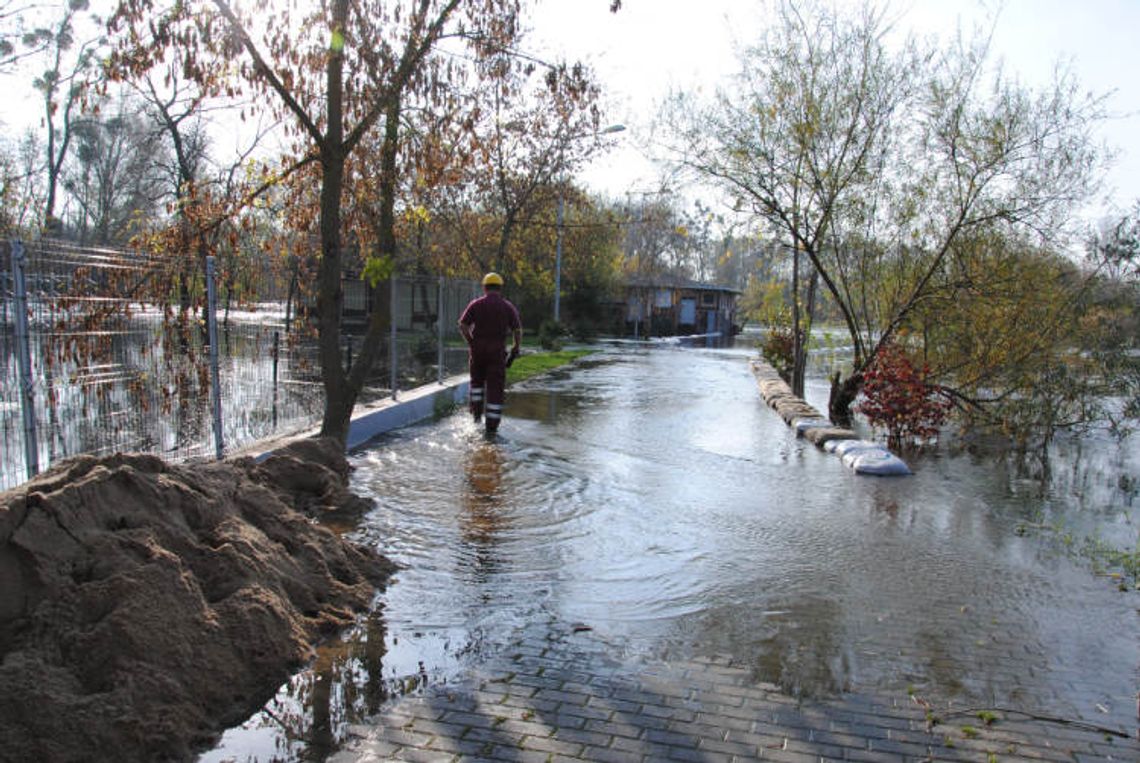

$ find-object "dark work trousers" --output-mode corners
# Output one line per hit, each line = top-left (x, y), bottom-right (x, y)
(468, 341), (507, 431)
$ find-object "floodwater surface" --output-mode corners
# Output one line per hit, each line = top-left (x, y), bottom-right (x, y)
(202, 342), (1139, 761)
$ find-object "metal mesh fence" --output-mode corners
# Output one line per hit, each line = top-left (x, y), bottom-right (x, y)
(392, 276), (480, 387)
(1, 239), (478, 492)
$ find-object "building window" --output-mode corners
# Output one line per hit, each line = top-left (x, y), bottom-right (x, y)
(701, 291), (716, 306)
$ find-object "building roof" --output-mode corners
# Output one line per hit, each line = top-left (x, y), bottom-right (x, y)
(624, 274), (741, 294)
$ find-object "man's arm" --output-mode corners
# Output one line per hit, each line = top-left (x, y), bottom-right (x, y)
(511, 327), (521, 352)
(459, 320), (474, 344)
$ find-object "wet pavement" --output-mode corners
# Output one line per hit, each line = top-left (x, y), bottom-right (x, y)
(329, 620), (1135, 762)
(204, 342), (1139, 761)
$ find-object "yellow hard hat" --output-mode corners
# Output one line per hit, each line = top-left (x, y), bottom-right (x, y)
(482, 272), (504, 287)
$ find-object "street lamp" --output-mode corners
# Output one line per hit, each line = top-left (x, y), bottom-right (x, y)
(554, 123), (626, 324)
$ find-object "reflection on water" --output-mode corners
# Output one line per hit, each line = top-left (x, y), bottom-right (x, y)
(201, 607), (436, 763)
(203, 340), (1139, 761)
(460, 442), (509, 580)
(1, 310), (467, 491)
(0, 316), (327, 490)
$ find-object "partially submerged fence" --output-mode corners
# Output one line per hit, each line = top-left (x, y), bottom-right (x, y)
(1, 238), (478, 492)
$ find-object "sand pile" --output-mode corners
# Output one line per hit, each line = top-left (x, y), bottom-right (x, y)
(0, 437), (394, 762)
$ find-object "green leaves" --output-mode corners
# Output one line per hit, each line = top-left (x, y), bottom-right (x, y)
(976, 710), (999, 726)
(361, 253), (394, 287)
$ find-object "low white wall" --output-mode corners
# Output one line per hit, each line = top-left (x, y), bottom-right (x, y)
(250, 375), (470, 461)
(344, 376), (469, 451)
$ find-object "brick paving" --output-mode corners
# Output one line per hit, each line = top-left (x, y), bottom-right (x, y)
(328, 623), (1138, 762)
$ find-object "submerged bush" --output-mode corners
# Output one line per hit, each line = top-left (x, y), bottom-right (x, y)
(760, 326), (795, 384)
(857, 341), (951, 449)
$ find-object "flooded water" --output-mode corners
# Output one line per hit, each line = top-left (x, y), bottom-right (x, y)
(202, 341), (1139, 761)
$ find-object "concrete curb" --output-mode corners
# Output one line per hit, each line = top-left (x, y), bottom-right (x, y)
(344, 375), (470, 452)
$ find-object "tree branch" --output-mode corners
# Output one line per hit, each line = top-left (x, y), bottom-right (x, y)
(210, 0), (324, 146)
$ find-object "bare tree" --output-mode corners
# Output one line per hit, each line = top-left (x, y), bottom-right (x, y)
(0, 0), (57, 71)
(421, 52), (605, 279)
(139, 73), (211, 211)
(33, 0), (101, 233)
(64, 92), (168, 244)
(666, 0), (1106, 421)
(0, 130), (44, 234)
(620, 193), (691, 279)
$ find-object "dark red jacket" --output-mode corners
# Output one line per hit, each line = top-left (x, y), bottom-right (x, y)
(459, 292), (521, 352)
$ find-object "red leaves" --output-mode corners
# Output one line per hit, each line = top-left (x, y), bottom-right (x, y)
(857, 341), (950, 448)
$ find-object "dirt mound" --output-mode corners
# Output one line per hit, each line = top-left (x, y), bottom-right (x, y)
(0, 438), (395, 762)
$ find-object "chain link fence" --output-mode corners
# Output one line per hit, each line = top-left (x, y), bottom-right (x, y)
(1, 238), (477, 492)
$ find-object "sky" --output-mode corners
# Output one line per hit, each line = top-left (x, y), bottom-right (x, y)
(528, 0), (1140, 219)
(4, 0), (1137, 223)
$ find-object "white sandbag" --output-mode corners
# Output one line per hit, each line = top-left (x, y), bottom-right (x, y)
(793, 417), (831, 434)
(825, 439), (880, 455)
(840, 446), (884, 469)
(849, 448), (912, 476)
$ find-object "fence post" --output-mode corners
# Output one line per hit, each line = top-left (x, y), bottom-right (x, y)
(389, 276), (398, 400)
(10, 239), (39, 480)
(205, 255), (224, 460)
(437, 276), (445, 384)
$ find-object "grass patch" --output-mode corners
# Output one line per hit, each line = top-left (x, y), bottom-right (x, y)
(506, 349), (593, 385)
(1017, 520), (1140, 591)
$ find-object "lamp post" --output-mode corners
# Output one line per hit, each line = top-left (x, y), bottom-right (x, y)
(554, 123), (625, 324)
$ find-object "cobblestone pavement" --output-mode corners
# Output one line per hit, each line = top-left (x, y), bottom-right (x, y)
(329, 623), (1138, 762)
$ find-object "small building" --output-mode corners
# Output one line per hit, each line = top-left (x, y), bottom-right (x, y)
(618, 275), (740, 339)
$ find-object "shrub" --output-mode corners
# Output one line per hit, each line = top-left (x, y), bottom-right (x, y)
(538, 319), (564, 350)
(760, 326), (795, 383)
(857, 341), (951, 448)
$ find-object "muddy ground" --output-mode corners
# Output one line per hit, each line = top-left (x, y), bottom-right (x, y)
(0, 437), (395, 762)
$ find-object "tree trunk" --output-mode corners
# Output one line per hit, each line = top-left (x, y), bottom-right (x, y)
(791, 243), (803, 397)
(316, 139), (350, 443)
(285, 266), (297, 333)
(321, 92), (406, 443)
(793, 267), (819, 398)
(829, 371), (861, 426)
(316, 0), (351, 445)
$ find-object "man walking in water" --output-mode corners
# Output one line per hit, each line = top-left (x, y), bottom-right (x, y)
(459, 272), (522, 434)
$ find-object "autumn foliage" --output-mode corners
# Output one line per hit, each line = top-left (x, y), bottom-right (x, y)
(761, 325), (796, 384)
(857, 341), (950, 448)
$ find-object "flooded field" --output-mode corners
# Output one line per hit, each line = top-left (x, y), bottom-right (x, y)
(202, 342), (1139, 761)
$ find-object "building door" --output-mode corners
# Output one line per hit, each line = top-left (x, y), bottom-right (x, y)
(680, 298), (696, 327)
